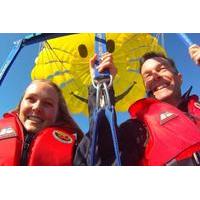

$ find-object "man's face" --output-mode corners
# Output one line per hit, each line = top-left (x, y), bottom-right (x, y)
(141, 57), (183, 105)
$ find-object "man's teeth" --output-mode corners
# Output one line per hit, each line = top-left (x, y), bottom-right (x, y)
(155, 84), (168, 91)
(28, 116), (43, 123)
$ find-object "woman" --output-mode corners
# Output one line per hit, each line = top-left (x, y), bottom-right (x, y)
(0, 79), (83, 166)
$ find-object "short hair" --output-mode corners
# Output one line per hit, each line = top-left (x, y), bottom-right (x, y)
(139, 51), (179, 74)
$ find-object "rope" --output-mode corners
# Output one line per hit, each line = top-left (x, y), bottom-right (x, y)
(177, 33), (194, 47)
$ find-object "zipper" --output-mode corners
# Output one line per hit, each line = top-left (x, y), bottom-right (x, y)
(20, 133), (34, 166)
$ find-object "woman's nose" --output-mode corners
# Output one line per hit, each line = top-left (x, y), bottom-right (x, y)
(32, 101), (42, 112)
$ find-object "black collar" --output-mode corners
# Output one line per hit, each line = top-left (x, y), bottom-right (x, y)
(178, 86), (192, 112)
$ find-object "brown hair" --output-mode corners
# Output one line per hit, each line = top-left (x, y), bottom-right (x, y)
(14, 79), (83, 142)
(139, 51), (179, 74)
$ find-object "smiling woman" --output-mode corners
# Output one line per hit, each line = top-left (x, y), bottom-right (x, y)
(0, 79), (83, 166)
(18, 80), (60, 134)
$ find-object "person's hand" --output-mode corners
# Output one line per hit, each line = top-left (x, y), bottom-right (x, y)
(189, 44), (200, 65)
(89, 52), (117, 79)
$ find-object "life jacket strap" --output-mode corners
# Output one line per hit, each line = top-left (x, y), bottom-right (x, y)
(166, 151), (200, 166)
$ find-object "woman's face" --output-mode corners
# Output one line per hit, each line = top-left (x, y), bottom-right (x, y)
(19, 81), (59, 134)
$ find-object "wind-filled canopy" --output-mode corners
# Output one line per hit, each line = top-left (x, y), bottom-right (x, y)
(31, 33), (166, 115)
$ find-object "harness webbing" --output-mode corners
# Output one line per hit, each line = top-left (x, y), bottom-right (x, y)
(90, 33), (121, 166)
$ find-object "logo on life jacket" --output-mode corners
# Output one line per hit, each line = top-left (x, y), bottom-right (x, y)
(52, 130), (73, 144)
(160, 112), (178, 125)
(194, 102), (200, 110)
(0, 127), (17, 139)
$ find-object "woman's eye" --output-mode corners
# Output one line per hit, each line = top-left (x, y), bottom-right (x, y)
(26, 97), (35, 102)
(44, 101), (54, 107)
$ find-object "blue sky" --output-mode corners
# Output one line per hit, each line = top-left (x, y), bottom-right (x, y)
(0, 33), (200, 133)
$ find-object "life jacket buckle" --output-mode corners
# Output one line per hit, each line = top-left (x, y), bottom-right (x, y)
(192, 152), (200, 165)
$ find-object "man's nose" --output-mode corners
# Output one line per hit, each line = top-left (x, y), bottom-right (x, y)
(152, 71), (161, 80)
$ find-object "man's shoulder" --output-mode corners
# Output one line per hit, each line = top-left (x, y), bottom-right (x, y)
(120, 118), (143, 128)
(119, 118), (146, 138)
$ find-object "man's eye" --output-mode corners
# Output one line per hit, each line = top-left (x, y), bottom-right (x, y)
(160, 66), (167, 71)
(144, 74), (151, 79)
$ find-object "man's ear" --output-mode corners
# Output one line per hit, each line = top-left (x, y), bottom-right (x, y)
(147, 90), (154, 98)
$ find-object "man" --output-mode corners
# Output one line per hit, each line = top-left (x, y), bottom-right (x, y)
(189, 44), (200, 65)
(128, 52), (200, 165)
(139, 52), (182, 106)
(74, 51), (200, 166)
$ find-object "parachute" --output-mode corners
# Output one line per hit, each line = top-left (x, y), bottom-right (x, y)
(31, 33), (166, 115)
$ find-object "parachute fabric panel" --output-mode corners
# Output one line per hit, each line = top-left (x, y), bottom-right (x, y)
(31, 33), (166, 116)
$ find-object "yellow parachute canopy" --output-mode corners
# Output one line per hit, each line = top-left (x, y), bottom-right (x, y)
(31, 33), (166, 116)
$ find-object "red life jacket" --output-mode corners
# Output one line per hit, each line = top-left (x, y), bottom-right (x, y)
(0, 112), (76, 166)
(128, 95), (200, 166)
